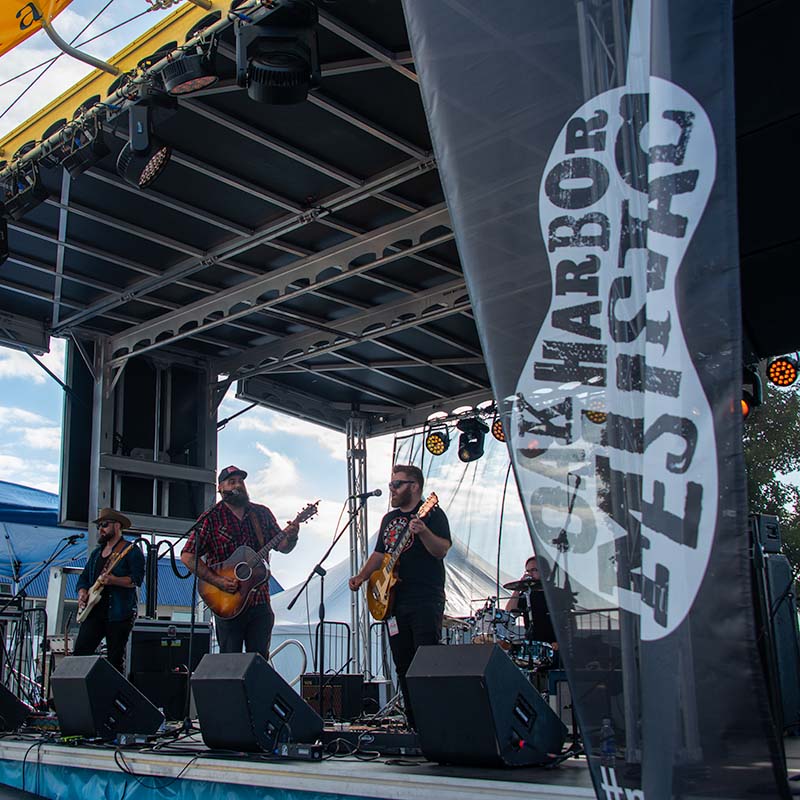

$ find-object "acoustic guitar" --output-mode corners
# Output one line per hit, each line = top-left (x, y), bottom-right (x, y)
(367, 492), (439, 621)
(76, 542), (134, 624)
(198, 501), (318, 619)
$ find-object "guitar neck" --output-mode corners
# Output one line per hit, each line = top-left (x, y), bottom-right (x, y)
(251, 508), (308, 563)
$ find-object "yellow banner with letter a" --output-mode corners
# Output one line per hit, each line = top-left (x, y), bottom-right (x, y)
(0, 0), (75, 59)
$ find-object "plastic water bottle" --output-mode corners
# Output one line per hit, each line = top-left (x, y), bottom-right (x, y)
(600, 717), (616, 767)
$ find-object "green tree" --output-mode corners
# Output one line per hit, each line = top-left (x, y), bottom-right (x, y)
(743, 382), (800, 569)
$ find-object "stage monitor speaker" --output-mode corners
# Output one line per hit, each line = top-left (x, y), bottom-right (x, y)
(51, 656), (164, 739)
(0, 683), (28, 731)
(301, 673), (363, 720)
(192, 653), (323, 751)
(406, 644), (567, 766)
(127, 620), (211, 677)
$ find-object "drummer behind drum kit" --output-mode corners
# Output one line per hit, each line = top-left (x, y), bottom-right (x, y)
(442, 577), (554, 677)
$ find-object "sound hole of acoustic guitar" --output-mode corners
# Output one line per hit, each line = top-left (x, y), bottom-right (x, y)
(234, 563), (252, 580)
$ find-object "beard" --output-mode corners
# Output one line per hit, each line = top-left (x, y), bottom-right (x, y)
(98, 529), (114, 543)
(222, 487), (249, 507)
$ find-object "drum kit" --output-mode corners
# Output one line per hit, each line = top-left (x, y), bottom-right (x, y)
(442, 577), (554, 677)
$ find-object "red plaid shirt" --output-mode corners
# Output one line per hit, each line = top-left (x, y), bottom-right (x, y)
(182, 500), (282, 606)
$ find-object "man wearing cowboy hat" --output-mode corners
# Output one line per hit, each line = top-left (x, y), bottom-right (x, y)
(181, 465), (300, 656)
(73, 508), (145, 673)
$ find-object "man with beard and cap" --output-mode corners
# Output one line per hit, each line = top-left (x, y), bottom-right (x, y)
(349, 464), (451, 730)
(73, 508), (145, 673)
(181, 466), (300, 656)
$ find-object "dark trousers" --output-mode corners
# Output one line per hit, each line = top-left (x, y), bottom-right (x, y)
(388, 598), (444, 730)
(73, 612), (134, 673)
(215, 602), (274, 656)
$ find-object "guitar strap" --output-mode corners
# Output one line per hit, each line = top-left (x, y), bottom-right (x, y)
(249, 511), (266, 550)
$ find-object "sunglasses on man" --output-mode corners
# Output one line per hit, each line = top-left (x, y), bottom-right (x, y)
(97, 521), (114, 529)
(388, 479), (416, 490)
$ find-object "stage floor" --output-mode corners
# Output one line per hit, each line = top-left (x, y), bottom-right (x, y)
(0, 733), (595, 800)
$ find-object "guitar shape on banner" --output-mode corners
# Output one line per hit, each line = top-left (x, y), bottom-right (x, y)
(76, 543), (135, 624)
(367, 492), (439, 621)
(199, 501), (319, 619)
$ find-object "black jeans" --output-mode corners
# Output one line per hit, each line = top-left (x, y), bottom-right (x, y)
(388, 598), (444, 730)
(73, 612), (135, 673)
(215, 602), (274, 656)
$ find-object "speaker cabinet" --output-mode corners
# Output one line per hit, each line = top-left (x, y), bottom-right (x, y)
(192, 653), (323, 751)
(51, 656), (164, 739)
(301, 673), (363, 720)
(406, 644), (566, 766)
(0, 682), (28, 731)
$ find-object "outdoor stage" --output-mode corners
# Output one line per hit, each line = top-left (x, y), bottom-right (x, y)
(0, 733), (594, 800)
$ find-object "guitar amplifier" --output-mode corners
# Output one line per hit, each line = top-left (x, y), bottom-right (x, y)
(301, 673), (364, 721)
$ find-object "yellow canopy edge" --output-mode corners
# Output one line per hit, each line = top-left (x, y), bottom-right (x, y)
(0, 0), (227, 159)
(0, 0), (75, 59)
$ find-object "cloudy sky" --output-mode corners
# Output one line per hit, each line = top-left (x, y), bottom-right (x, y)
(0, 1), (533, 593)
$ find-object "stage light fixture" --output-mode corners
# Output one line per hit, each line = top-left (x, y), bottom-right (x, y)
(62, 114), (110, 179)
(742, 365), (762, 420)
(456, 417), (490, 463)
(162, 25), (220, 95)
(425, 426), (450, 456)
(766, 355), (799, 388)
(491, 416), (506, 442)
(235, 0), (321, 105)
(1, 163), (48, 221)
(116, 103), (172, 189)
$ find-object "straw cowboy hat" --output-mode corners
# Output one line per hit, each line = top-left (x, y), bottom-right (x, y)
(92, 508), (131, 529)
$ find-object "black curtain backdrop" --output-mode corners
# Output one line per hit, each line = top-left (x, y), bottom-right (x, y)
(402, 1), (788, 797)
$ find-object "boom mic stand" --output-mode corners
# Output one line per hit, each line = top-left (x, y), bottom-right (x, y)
(287, 495), (369, 722)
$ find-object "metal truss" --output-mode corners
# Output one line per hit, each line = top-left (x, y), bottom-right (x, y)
(107, 203), (451, 361)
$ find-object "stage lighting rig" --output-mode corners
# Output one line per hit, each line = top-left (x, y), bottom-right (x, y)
(766, 354), (799, 388)
(235, 0), (321, 105)
(62, 100), (110, 179)
(456, 417), (489, 463)
(425, 425), (450, 456)
(116, 90), (176, 190)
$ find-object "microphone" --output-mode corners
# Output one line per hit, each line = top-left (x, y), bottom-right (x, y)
(64, 533), (85, 543)
(349, 489), (382, 500)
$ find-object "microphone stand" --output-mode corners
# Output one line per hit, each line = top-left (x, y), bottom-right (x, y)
(178, 505), (216, 733)
(287, 495), (369, 722)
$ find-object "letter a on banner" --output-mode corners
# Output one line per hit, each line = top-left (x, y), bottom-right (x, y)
(0, 1), (75, 60)
(402, 0), (789, 797)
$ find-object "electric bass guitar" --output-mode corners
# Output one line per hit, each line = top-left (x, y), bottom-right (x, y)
(367, 492), (439, 621)
(76, 543), (134, 624)
(198, 501), (319, 619)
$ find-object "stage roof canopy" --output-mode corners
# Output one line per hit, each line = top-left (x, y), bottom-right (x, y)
(0, 0), (795, 435)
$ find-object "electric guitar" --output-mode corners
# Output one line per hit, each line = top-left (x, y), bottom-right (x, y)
(367, 492), (439, 621)
(76, 542), (134, 624)
(198, 501), (319, 619)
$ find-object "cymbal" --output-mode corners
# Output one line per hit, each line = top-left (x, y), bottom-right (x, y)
(442, 615), (472, 630)
(503, 578), (538, 592)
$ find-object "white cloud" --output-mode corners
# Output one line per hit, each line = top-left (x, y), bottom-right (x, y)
(247, 444), (300, 495)
(21, 426), (61, 451)
(0, 340), (66, 384)
(0, 406), (50, 426)
(0, 454), (59, 494)
(236, 409), (347, 462)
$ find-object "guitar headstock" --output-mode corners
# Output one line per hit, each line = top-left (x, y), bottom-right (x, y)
(295, 501), (320, 524)
(417, 492), (438, 520)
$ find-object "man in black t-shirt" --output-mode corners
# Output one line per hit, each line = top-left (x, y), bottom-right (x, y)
(349, 464), (451, 730)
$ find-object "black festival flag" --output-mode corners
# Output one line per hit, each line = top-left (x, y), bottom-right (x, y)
(403, 1), (788, 797)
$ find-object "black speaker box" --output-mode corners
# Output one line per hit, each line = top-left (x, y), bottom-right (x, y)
(127, 620), (210, 676)
(130, 672), (191, 721)
(406, 644), (567, 766)
(51, 656), (164, 739)
(192, 653), (323, 751)
(0, 682), (28, 731)
(301, 673), (363, 720)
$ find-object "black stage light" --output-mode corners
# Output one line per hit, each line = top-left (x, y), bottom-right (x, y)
(767, 355), (799, 388)
(425, 426), (450, 456)
(235, 0), (320, 105)
(456, 417), (490, 463)
(162, 12), (222, 96)
(116, 103), (172, 189)
(1, 163), (48, 221)
(491, 416), (506, 442)
(742, 365), (762, 420)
